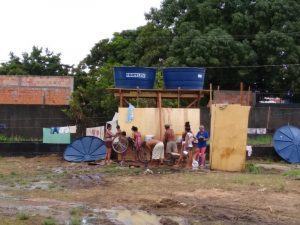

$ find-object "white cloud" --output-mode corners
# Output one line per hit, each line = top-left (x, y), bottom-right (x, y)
(0, 0), (162, 65)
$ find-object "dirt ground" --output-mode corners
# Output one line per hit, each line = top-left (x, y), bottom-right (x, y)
(0, 155), (299, 225)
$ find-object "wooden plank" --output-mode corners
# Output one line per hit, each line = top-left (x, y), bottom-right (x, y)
(240, 82), (244, 105)
(118, 107), (200, 140)
(187, 98), (199, 108)
(210, 104), (250, 172)
(158, 92), (162, 140)
(114, 92), (205, 99)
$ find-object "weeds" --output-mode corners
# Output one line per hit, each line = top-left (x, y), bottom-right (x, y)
(283, 169), (300, 179)
(43, 217), (57, 225)
(17, 212), (29, 220)
(70, 207), (83, 216)
(245, 163), (261, 174)
(70, 217), (81, 225)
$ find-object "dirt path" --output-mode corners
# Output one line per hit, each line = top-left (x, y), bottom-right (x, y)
(0, 156), (299, 225)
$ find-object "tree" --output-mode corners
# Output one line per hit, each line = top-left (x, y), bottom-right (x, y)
(0, 46), (71, 75)
(70, 0), (300, 123)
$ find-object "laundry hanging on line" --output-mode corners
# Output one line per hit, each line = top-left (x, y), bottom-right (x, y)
(50, 126), (77, 134)
(247, 128), (267, 135)
(86, 126), (105, 140)
(43, 128), (71, 144)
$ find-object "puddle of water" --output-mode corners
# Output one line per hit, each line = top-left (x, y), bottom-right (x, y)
(104, 208), (187, 225)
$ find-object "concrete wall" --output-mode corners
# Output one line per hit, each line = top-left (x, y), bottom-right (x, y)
(0, 75), (74, 105)
(200, 106), (300, 132)
(0, 105), (71, 138)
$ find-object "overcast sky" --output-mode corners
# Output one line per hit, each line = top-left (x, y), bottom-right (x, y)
(0, 0), (162, 65)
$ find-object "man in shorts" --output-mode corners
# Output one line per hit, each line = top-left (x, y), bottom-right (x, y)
(164, 124), (178, 158)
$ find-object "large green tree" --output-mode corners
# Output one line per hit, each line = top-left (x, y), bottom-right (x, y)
(69, 0), (300, 123)
(0, 46), (71, 75)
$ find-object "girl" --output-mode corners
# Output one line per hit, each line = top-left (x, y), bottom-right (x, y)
(131, 126), (142, 162)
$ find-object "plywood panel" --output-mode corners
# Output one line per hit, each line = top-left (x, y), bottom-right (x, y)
(161, 108), (200, 137)
(118, 107), (200, 140)
(210, 104), (250, 172)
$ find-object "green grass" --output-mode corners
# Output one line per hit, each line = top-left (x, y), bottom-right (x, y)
(17, 213), (29, 221)
(70, 217), (81, 225)
(70, 207), (84, 216)
(43, 217), (57, 225)
(247, 135), (273, 146)
(0, 134), (41, 143)
(283, 169), (300, 179)
(245, 163), (261, 174)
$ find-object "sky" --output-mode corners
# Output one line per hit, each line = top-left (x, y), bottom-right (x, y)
(0, 0), (162, 65)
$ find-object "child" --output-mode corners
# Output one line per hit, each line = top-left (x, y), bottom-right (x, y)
(119, 131), (127, 165)
(131, 126), (142, 161)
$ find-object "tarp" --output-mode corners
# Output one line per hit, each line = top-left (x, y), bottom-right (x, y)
(43, 128), (71, 144)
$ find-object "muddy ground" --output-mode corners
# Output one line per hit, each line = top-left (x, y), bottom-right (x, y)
(0, 155), (299, 225)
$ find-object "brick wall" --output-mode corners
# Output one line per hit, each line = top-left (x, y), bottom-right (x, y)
(0, 75), (74, 105)
(213, 90), (255, 106)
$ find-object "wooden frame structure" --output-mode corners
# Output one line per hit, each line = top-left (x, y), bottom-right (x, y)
(108, 87), (212, 108)
(108, 88), (212, 140)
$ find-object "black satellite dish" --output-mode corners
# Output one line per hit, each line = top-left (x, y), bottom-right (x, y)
(64, 136), (106, 162)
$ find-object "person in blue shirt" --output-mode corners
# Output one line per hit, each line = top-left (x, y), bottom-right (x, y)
(194, 125), (209, 167)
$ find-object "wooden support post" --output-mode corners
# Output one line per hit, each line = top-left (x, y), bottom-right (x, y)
(247, 86), (251, 106)
(119, 89), (123, 107)
(124, 98), (130, 106)
(177, 88), (180, 108)
(240, 82), (244, 105)
(187, 98), (199, 108)
(158, 92), (163, 140)
(136, 88), (140, 108)
(209, 83), (213, 106)
(266, 106), (271, 130)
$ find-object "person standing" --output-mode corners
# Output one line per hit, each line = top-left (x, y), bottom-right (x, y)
(105, 124), (114, 165)
(131, 126), (142, 161)
(176, 122), (193, 167)
(164, 124), (178, 158)
(184, 126), (194, 168)
(194, 125), (209, 168)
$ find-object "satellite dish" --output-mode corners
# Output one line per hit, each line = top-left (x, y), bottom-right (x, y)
(64, 136), (106, 162)
(273, 125), (300, 163)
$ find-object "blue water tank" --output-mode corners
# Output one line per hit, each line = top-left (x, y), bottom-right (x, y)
(114, 67), (157, 89)
(163, 67), (206, 90)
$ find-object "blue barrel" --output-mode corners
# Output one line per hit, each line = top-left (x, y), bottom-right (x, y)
(163, 67), (206, 90)
(114, 67), (157, 89)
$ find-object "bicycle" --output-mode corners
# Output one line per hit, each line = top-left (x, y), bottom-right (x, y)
(112, 136), (151, 163)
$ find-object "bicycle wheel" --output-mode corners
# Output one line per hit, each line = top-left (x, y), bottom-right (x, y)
(112, 136), (128, 154)
(138, 146), (151, 163)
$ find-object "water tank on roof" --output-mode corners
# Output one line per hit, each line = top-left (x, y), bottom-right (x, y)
(273, 125), (300, 163)
(163, 67), (206, 90)
(114, 67), (156, 89)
